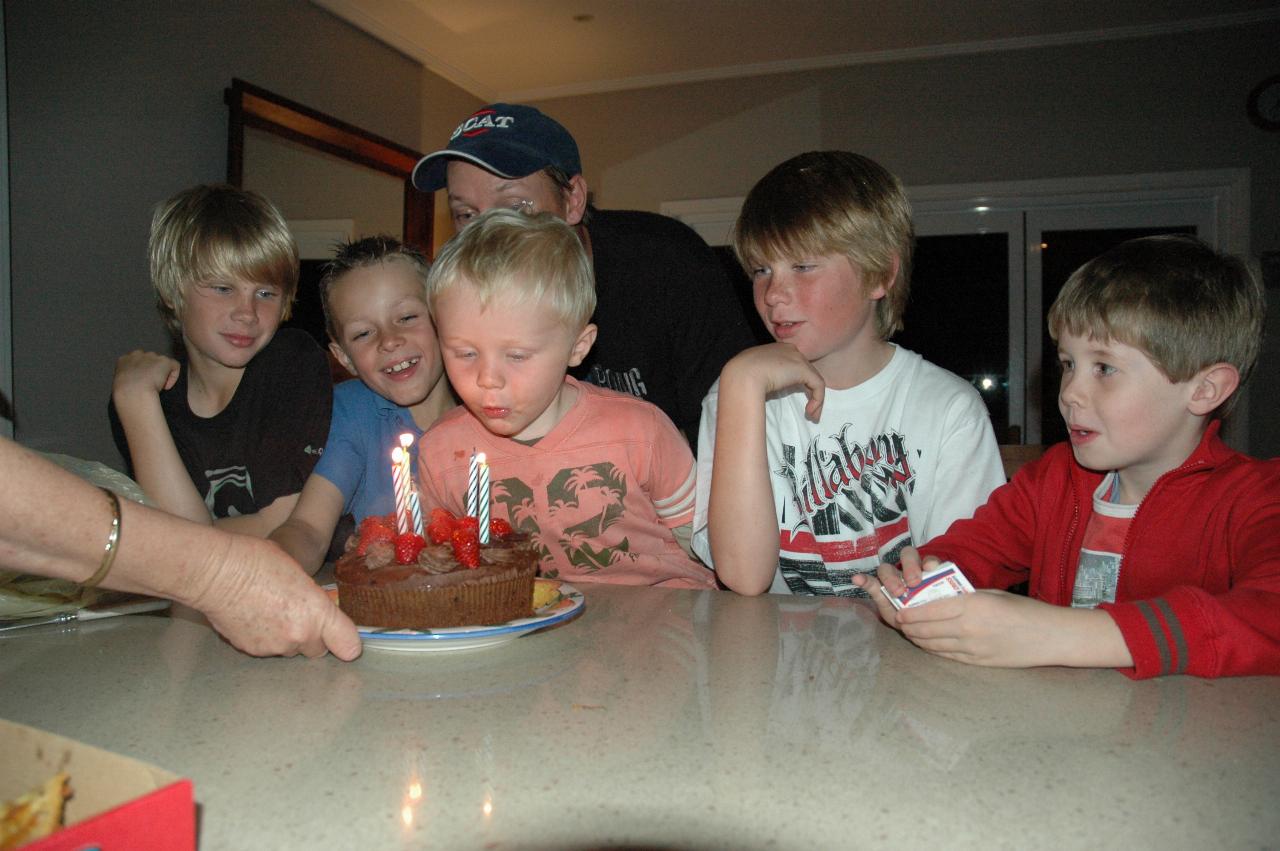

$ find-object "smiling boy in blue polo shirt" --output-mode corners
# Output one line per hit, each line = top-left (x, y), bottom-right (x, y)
(269, 237), (455, 573)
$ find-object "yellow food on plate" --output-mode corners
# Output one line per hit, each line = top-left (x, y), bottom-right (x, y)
(532, 579), (562, 611)
(0, 772), (70, 850)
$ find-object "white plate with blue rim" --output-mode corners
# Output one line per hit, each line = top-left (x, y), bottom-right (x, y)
(327, 582), (585, 653)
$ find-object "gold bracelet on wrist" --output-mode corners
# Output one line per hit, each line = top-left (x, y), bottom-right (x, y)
(83, 487), (122, 588)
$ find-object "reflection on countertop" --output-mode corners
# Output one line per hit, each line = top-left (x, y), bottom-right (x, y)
(1, 584), (1278, 849)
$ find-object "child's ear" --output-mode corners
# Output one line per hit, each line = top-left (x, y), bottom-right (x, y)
(866, 255), (900, 301)
(163, 294), (182, 322)
(562, 175), (590, 228)
(566, 323), (597, 368)
(328, 340), (359, 378)
(1187, 362), (1240, 416)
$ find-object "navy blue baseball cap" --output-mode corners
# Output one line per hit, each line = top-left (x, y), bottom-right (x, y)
(412, 103), (582, 192)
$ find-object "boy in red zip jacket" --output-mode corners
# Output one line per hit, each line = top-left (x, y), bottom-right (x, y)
(856, 235), (1280, 678)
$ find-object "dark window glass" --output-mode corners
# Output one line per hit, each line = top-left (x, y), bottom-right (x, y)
(281, 258), (329, 346)
(897, 233), (1011, 440)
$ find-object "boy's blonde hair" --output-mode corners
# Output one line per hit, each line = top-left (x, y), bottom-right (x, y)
(426, 208), (595, 329)
(318, 236), (431, 340)
(733, 151), (914, 339)
(149, 184), (299, 335)
(1048, 234), (1264, 418)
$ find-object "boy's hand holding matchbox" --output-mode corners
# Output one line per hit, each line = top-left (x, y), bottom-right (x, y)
(881, 561), (976, 610)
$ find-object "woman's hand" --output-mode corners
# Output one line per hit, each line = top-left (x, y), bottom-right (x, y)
(190, 535), (362, 660)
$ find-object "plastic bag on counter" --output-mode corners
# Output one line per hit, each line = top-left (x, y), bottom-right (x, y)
(0, 453), (153, 619)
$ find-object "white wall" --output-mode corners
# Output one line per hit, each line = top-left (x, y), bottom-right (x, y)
(536, 25), (1278, 240)
(534, 22), (1280, 457)
(417, 71), (484, 252)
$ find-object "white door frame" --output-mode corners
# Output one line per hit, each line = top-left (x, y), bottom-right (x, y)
(288, 219), (354, 260)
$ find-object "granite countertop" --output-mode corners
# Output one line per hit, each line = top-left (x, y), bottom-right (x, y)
(2, 583), (1278, 849)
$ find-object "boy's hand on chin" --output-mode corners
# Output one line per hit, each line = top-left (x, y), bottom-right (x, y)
(722, 343), (825, 420)
(113, 349), (181, 398)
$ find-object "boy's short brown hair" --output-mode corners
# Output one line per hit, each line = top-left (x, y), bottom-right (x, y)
(733, 151), (914, 338)
(425, 208), (595, 330)
(318, 236), (431, 340)
(149, 184), (299, 335)
(1048, 234), (1265, 418)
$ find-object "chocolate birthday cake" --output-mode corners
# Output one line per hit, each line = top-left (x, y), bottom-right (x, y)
(335, 511), (539, 630)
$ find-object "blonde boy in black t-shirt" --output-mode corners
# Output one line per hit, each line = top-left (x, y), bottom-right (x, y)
(109, 184), (331, 536)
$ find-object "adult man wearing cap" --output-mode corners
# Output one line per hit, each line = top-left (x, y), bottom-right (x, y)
(413, 103), (753, 449)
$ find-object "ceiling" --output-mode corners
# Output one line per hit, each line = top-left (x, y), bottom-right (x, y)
(313, 0), (1279, 103)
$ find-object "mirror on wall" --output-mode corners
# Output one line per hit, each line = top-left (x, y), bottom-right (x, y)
(225, 78), (432, 347)
(243, 126), (406, 243)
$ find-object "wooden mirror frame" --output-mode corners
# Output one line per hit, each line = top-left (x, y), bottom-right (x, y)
(224, 78), (432, 254)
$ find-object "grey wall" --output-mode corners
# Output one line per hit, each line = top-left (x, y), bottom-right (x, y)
(534, 22), (1280, 457)
(5, 0), (423, 465)
(535, 25), (1277, 243)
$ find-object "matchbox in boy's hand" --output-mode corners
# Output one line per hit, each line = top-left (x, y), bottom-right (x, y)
(881, 561), (976, 611)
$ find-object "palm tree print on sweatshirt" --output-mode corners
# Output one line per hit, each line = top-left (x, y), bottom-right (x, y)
(490, 462), (633, 578)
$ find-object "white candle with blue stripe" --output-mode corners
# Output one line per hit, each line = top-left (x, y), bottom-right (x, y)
(466, 450), (479, 518)
(477, 453), (490, 544)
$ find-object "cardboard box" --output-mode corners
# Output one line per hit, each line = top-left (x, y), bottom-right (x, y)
(0, 719), (194, 850)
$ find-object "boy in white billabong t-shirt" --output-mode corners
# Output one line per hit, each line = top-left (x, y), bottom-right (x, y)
(693, 151), (1004, 597)
(417, 208), (714, 589)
